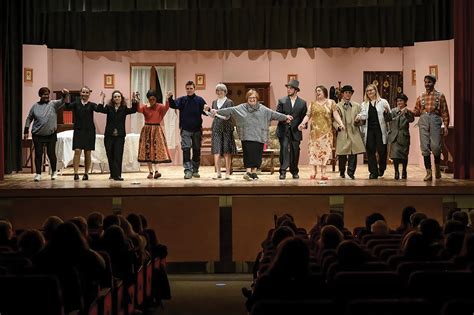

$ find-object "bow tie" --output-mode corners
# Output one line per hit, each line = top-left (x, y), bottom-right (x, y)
(344, 102), (351, 109)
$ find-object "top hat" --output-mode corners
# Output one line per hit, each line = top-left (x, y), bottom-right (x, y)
(285, 79), (300, 91)
(340, 85), (354, 93)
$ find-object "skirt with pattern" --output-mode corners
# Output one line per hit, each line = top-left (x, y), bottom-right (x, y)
(138, 124), (172, 164)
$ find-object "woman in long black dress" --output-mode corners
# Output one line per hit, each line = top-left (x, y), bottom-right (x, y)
(96, 90), (137, 181)
(64, 86), (97, 181)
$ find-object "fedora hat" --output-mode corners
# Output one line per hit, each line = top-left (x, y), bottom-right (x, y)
(285, 79), (300, 91)
(340, 85), (354, 93)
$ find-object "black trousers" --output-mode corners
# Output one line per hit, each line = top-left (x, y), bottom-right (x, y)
(278, 134), (301, 175)
(104, 136), (125, 178)
(338, 154), (357, 176)
(32, 134), (57, 175)
(366, 127), (387, 176)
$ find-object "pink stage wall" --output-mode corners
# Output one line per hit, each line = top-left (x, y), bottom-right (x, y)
(23, 41), (454, 166)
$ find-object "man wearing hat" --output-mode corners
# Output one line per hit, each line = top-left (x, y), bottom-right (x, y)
(414, 74), (450, 181)
(384, 93), (414, 180)
(276, 79), (307, 179)
(333, 85), (366, 179)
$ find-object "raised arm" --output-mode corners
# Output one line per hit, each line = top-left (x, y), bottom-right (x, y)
(167, 91), (180, 110)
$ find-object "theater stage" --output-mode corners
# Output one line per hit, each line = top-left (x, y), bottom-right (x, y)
(1, 166), (473, 266)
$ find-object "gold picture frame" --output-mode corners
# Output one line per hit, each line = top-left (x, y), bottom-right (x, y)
(429, 65), (438, 79)
(195, 73), (206, 89)
(104, 74), (115, 89)
(411, 69), (416, 86)
(24, 68), (33, 83)
(287, 74), (298, 82)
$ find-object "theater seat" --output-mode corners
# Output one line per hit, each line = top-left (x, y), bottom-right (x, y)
(346, 298), (432, 315)
(251, 299), (337, 315)
(0, 275), (64, 315)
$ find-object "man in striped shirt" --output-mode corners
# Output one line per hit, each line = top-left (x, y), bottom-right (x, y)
(414, 74), (450, 181)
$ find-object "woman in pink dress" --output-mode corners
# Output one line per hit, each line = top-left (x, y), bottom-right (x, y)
(136, 90), (172, 179)
(299, 85), (344, 180)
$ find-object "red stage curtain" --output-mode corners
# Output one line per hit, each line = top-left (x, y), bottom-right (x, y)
(454, 0), (474, 179)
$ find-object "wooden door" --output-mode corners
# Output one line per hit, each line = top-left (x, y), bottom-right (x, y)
(224, 82), (270, 107)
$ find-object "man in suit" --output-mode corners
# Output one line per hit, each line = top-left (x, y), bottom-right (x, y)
(276, 80), (307, 179)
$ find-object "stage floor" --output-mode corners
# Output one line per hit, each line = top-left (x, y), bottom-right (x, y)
(1, 165), (473, 197)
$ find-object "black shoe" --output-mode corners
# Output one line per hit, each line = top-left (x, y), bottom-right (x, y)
(292, 173), (299, 179)
(109, 176), (113, 180)
(378, 170), (385, 177)
(402, 171), (407, 179)
(369, 174), (378, 179)
(243, 172), (253, 181)
(82, 174), (89, 181)
(339, 173), (345, 178)
(74, 174), (79, 181)
(394, 170), (400, 180)
(279, 173), (286, 180)
(251, 173), (259, 180)
(348, 174), (355, 180)
(113, 177), (124, 181)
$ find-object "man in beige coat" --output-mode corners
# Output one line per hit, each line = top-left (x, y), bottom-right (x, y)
(333, 85), (366, 179)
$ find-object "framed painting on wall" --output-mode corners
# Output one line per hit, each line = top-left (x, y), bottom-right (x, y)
(24, 68), (33, 83)
(429, 65), (438, 79)
(287, 74), (298, 82)
(195, 73), (205, 89)
(104, 74), (115, 89)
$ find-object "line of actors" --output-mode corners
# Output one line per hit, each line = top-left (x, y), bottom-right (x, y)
(24, 74), (449, 182)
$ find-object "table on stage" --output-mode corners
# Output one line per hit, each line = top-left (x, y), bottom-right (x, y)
(56, 130), (141, 173)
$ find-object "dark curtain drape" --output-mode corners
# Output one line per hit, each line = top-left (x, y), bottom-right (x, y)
(363, 71), (403, 108)
(1, 0), (23, 175)
(454, 0), (474, 179)
(22, 0), (453, 50)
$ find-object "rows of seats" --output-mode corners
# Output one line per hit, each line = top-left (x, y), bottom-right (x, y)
(244, 208), (474, 315)
(0, 212), (170, 315)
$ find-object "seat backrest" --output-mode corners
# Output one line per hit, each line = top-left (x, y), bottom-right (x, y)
(397, 261), (457, 281)
(441, 298), (474, 315)
(0, 275), (65, 315)
(408, 270), (474, 299)
(347, 298), (431, 315)
(366, 238), (401, 249)
(251, 299), (336, 315)
(362, 234), (402, 244)
(97, 250), (114, 288)
(0, 254), (33, 274)
(333, 271), (402, 298)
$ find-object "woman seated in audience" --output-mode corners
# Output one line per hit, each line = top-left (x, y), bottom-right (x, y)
(42, 215), (63, 242)
(309, 213), (329, 238)
(103, 214), (120, 231)
(18, 229), (45, 259)
(419, 218), (444, 257)
(99, 225), (136, 284)
(390, 231), (432, 268)
(35, 222), (106, 309)
(118, 215), (149, 264)
(246, 237), (316, 312)
(443, 220), (466, 235)
(438, 232), (465, 260)
(326, 240), (371, 282)
(452, 210), (469, 228)
(395, 206), (416, 234)
(315, 225), (343, 264)
(138, 213), (168, 260)
(409, 212), (428, 232)
(87, 212), (104, 249)
(69, 216), (88, 240)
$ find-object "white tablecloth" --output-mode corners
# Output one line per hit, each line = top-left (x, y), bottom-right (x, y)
(56, 130), (141, 172)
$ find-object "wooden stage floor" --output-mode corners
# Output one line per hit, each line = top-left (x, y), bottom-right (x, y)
(1, 165), (473, 263)
(1, 165), (473, 197)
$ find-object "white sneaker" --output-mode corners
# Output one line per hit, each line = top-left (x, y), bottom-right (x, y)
(51, 171), (58, 180)
(34, 174), (41, 182)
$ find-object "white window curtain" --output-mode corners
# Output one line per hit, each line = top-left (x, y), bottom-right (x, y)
(155, 66), (177, 148)
(130, 66), (151, 134)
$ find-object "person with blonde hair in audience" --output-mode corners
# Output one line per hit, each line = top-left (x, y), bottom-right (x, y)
(360, 84), (390, 179)
(371, 220), (389, 236)
(298, 85), (344, 180)
(211, 89), (292, 181)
